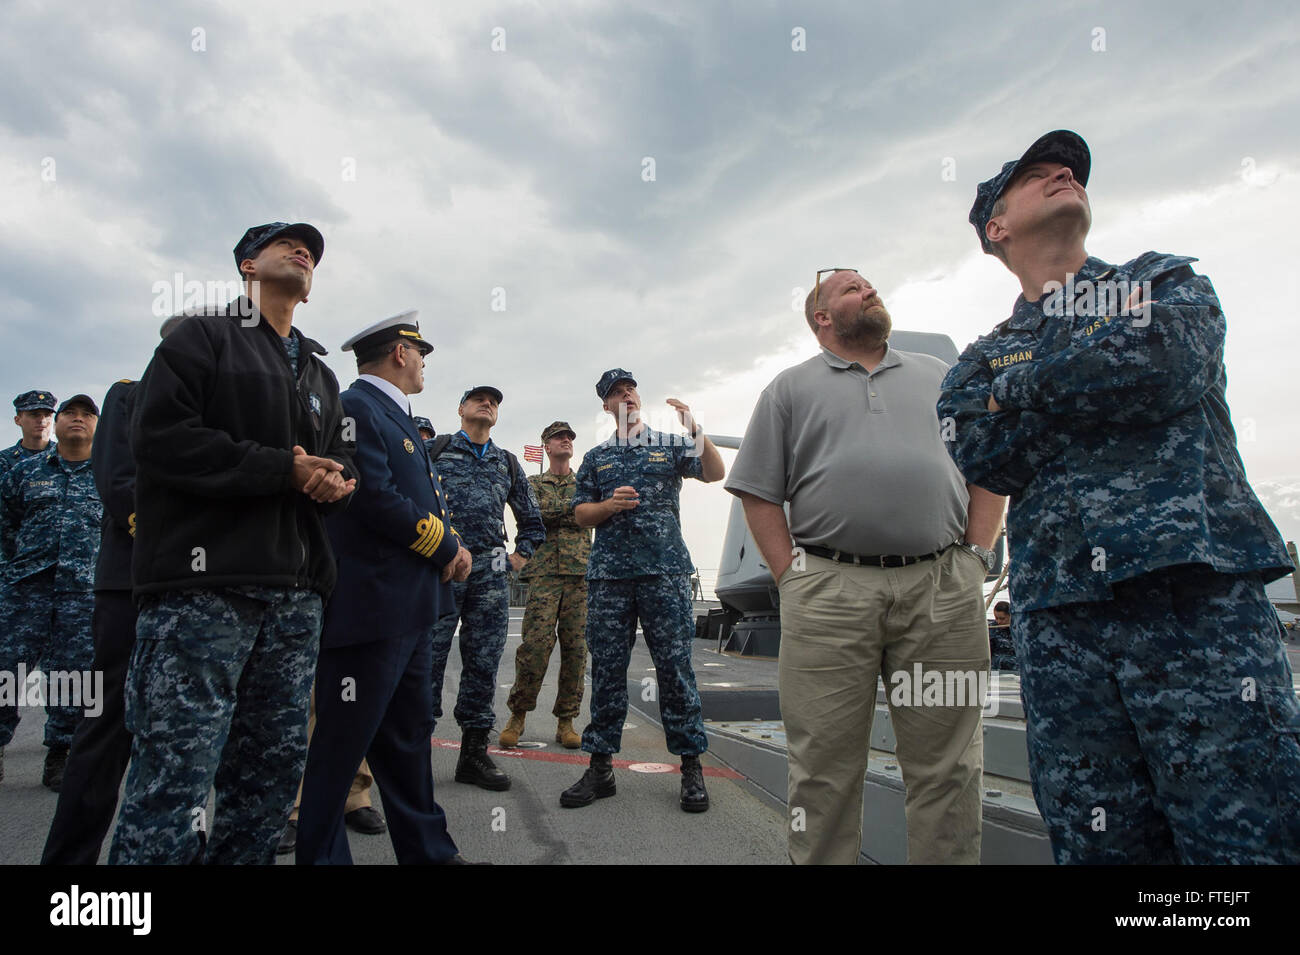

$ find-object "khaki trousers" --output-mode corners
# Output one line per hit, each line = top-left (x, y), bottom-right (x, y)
(779, 547), (989, 864)
(290, 686), (373, 821)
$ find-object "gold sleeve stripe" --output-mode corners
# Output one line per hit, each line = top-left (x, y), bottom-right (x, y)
(410, 514), (446, 557)
(412, 516), (442, 557)
(411, 515), (439, 556)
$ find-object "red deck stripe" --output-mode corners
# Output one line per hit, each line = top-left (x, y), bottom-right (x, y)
(432, 737), (743, 779)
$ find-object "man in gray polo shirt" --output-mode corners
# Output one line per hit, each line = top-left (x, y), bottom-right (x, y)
(725, 268), (1006, 865)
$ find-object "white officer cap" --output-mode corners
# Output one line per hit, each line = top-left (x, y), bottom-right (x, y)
(342, 310), (433, 363)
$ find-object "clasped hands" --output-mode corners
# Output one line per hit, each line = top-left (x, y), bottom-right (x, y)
(291, 445), (356, 503)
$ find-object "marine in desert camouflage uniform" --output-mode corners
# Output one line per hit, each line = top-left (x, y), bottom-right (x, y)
(500, 421), (592, 749)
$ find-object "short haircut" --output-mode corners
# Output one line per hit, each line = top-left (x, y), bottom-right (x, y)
(987, 196), (1009, 263)
(356, 342), (400, 370)
(804, 269), (853, 333)
(994, 600), (1010, 613)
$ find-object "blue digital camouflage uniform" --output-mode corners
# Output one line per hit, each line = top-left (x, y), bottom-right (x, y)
(108, 586), (322, 865)
(938, 252), (1300, 863)
(0, 438), (57, 577)
(573, 427), (707, 756)
(0, 439), (56, 483)
(988, 626), (1017, 673)
(281, 331), (300, 376)
(430, 432), (545, 730)
(0, 449), (100, 750)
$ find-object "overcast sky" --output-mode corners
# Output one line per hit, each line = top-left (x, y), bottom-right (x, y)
(2, 0), (1296, 594)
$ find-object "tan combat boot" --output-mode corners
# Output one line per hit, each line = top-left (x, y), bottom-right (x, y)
(555, 719), (581, 749)
(499, 712), (526, 748)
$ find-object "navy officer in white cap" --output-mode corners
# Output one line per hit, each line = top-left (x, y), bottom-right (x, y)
(297, 310), (474, 864)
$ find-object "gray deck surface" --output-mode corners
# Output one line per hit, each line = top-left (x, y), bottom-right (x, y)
(0, 609), (789, 865)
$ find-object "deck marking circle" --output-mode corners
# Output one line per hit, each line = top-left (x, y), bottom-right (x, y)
(627, 762), (675, 774)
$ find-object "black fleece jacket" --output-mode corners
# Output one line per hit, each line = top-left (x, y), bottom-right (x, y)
(93, 379), (137, 592)
(130, 300), (357, 599)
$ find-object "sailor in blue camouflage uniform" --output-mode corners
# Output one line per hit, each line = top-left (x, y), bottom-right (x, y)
(0, 391), (58, 488)
(414, 415), (435, 444)
(0, 391), (57, 587)
(109, 222), (358, 865)
(0, 394), (99, 790)
(560, 369), (726, 813)
(428, 386), (545, 791)
(938, 130), (1300, 864)
(43, 319), (193, 863)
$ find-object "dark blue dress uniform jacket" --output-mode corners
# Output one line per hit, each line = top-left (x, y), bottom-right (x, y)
(320, 379), (462, 647)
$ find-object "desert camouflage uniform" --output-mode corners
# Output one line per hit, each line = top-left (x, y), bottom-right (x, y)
(0, 449), (99, 749)
(938, 253), (1299, 863)
(508, 471), (591, 719)
(573, 427), (707, 756)
(430, 433), (545, 730)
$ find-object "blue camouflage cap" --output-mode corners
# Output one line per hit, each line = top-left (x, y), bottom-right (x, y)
(970, 130), (1091, 254)
(234, 222), (325, 274)
(413, 415), (435, 435)
(13, 390), (56, 412)
(595, 368), (636, 400)
(460, 386), (503, 405)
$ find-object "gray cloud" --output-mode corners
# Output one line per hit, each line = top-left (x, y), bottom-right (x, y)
(1, 0), (1296, 567)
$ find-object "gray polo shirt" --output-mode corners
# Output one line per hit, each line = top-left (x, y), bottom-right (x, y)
(725, 344), (968, 556)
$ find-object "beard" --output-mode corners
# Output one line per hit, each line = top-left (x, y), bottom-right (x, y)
(833, 302), (892, 347)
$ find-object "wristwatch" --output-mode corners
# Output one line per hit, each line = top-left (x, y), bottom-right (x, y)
(960, 540), (997, 572)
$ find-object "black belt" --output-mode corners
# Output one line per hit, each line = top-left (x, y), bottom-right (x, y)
(800, 543), (951, 568)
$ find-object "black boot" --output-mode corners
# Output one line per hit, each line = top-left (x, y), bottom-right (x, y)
(679, 754), (709, 813)
(276, 820), (297, 855)
(42, 745), (69, 792)
(560, 753), (616, 808)
(455, 728), (511, 791)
